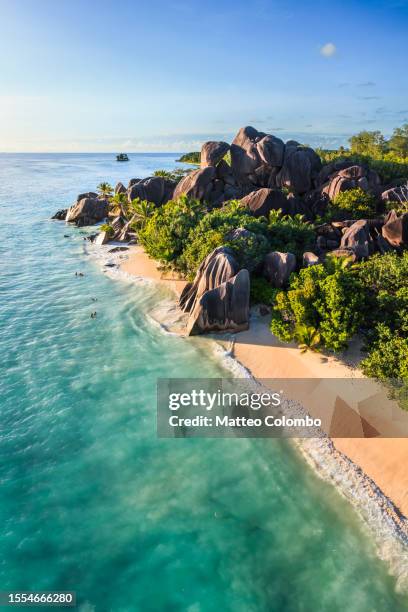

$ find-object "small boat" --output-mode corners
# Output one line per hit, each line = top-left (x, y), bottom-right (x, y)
(116, 153), (129, 162)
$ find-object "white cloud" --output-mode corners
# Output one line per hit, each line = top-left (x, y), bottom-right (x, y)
(320, 42), (336, 57)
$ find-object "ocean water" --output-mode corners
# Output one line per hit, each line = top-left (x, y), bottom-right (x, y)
(1, 153), (407, 612)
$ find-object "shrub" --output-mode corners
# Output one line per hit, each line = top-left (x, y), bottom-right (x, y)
(100, 223), (114, 237)
(138, 195), (206, 269)
(181, 201), (270, 277)
(329, 188), (377, 219)
(361, 324), (408, 410)
(270, 262), (365, 352)
(250, 277), (278, 305)
(268, 211), (315, 259)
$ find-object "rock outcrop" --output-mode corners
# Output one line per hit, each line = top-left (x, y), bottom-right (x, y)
(340, 219), (375, 260)
(276, 143), (322, 194)
(179, 247), (250, 335)
(180, 247), (239, 313)
(263, 251), (296, 287)
(303, 252), (320, 267)
(201, 141), (230, 167)
(240, 188), (287, 217)
(382, 212), (408, 248)
(51, 209), (68, 220)
(114, 182), (126, 195)
(128, 176), (175, 206)
(322, 165), (381, 200)
(66, 196), (109, 226)
(381, 185), (408, 203)
(186, 269), (250, 335)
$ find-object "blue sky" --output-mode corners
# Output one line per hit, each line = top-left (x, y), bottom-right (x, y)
(0, 0), (407, 151)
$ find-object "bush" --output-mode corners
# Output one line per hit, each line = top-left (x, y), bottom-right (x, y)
(268, 211), (315, 259)
(181, 201), (270, 277)
(361, 324), (408, 380)
(329, 188), (377, 219)
(138, 195), (205, 269)
(100, 223), (114, 237)
(270, 262), (365, 352)
(250, 277), (278, 305)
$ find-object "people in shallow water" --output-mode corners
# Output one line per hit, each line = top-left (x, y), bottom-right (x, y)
(90, 311), (97, 319)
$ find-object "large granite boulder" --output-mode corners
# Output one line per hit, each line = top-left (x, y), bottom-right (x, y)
(114, 182), (126, 195)
(180, 246), (239, 313)
(173, 166), (217, 201)
(340, 219), (376, 259)
(322, 165), (381, 200)
(276, 145), (322, 194)
(382, 212), (408, 248)
(128, 176), (175, 206)
(303, 252), (320, 267)
(77, 191), (98, 201)
(240, 188), (287, 217)
(257, 134), (285, 167)
(201, 141), (230, 167)
(186, 269), (250, 335)
(66, 197), (109, 226)
(263, 251), (296, 287)
(381, 185), (408, 203)
(230, 126), (284, 187)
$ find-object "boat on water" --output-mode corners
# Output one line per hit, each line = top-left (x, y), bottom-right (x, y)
(116, 153), (129, 162)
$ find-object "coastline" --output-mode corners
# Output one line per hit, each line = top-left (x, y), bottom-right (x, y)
(116, 243), (408, 585)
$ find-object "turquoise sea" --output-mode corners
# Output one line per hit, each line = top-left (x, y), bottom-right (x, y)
(1, 153), (407, 611)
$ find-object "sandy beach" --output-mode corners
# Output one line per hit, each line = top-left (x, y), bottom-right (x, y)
(120, 245), (408, 518)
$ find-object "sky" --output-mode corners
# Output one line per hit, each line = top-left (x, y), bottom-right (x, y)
(0, 0), (407, 152)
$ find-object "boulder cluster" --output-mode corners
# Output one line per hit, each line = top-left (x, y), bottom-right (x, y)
(53, 125), (408, 337)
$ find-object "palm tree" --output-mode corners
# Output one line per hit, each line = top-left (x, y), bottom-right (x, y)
(129, 198), (155, 228)
(295, 325), (321, 354)
(97, 182), (113, 197)
(110, 192), (129, 218)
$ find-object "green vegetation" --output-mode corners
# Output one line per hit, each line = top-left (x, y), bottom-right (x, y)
(270, 258), (364, 352)
(176, 152), (200, 164)
(138, 195), (206, 268)
(100, 223), (114, 237)
(328, 188), (377, 219)
(270, 251), (408, 404)
(181, 201), (270, 277)
(97, 182), (113, 197)
(268, 210), (315, 259)
(388, 124), (408, 157)
(110, 192), (128, 216)
(250, 277), (278, 305)
(128, 198), (155, 229)
(153, 168), (190, 183)
(317, 124), (408, 184)
(295, 325), (321, 354)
